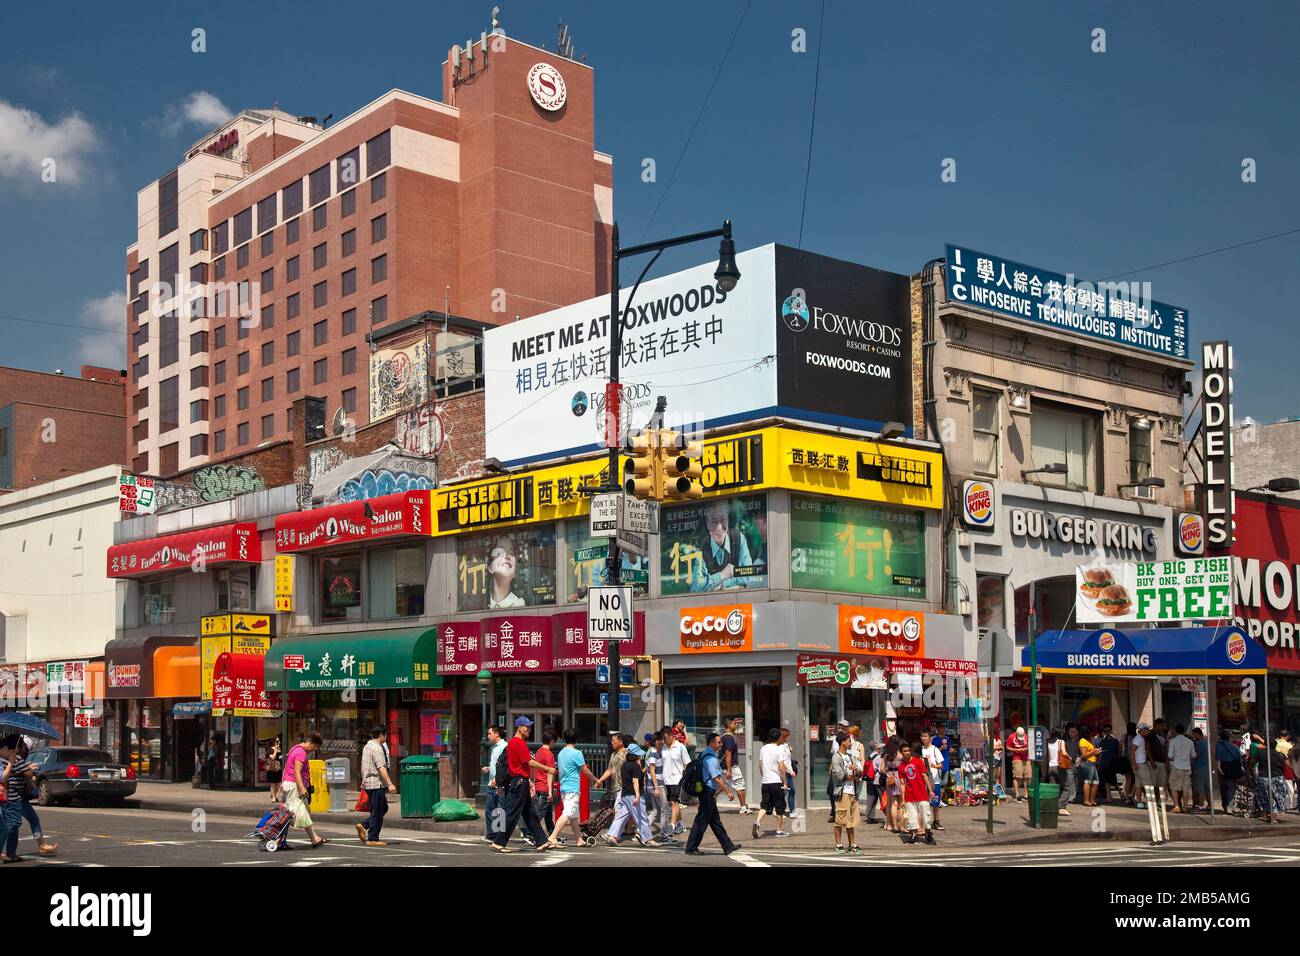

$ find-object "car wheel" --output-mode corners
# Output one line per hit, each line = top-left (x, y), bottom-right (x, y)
(37, 780), (54, 807)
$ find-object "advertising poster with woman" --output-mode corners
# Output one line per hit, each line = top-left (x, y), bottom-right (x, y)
(659, 495), (768, 595)
(457, 527), (556, 611)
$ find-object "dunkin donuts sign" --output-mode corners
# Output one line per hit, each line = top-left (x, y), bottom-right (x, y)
(837, 606), (925, 659)
(679, 605), (752, 653)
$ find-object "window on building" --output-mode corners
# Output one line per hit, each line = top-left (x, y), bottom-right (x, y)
(214, 394), (226, 418)
(132, 452), (149, 475)
(189, 330), (208, 355)
(132, 356), (148, 381)
(285, 217), (300, 245)
(342, 308), (357, 335)
(972, 388), (1000, 477)
(286, 256), (300, 282)
(261, 414), (275, 439)
(257, 194), (277, 234)
(212, 220), (229, 256)
(371, 214), (387, 243)
(367, 544), (427, 619)
(370, 171), (387, 202)
(188, 366), (206, 389)
(237, 351), (250, 375)
(1030, 401), (1100, 493)
(234, 207), (252, 246)
(213, 430), (225, 453)
(190, 229), (206, 254)
(366, 130), (391, 176)
(342, 387), (356, 413)
(370, 295), (387, 324)
(260, 267), (274, 294)
(342, 268), (356, 296)
(158, 242), (179, 289)
(131, 420), (148, 444)
(133, 325), (149, 351)
(134, 388), (149, 412)
(237, 421), (250, 445)
(134, 290), (149, 318)
(261, 341), (275, 367)
(313, 205), (327, 232)
(336, 146), (361, 190)
(287, 331), (300, 357)
(1129, 419), (1154, 487)
(313, 320), (328, 346)
(286, 405), (295, 432)
(189, 262), (208, 287)
(261, 232), (274, 257)
(214, 359), (226, 384)
(287, 293), (300, 320)
(158, 171), (178, 238)
(236, 243), (249, 270)
(159, 376), (179, 432)
(130, 259), (149, 298)
(342, 229), (356, 257)
(313, 281), (327, 308)
(216, 567), (256, 612)
(188, 286), (206, 319)
(237, 386), (249, 411)
(261, 303), (274, 330)
(282, 179), (303, 219)
(286, 367), (300, 393)
(314, 358), (328, 384)
(213, 257), (226, 282)
(309, 164), (331, 208)
(320, 553), (363, 622)
(342, 347), (356, 375)
(140, 578), (176, 626)
(341, 189), (356, 217)
(261, 377), (274, 402)
(371, 254), (387, 283)
(214, 287), (228, 317)
(189, 434), (208, 458)
(313, 242), (327, 271)
(189, 399), (208, 423)
(160, 442), (178, 478)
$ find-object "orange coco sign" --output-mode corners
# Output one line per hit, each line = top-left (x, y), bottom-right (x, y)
(837, 606), (925, 658)
(679, 605), (752, 654)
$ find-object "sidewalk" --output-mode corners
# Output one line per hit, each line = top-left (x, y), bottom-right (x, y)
(126, 782), (1297, 848)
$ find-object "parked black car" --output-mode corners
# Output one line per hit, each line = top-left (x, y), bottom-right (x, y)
(29, 747), (137, 806)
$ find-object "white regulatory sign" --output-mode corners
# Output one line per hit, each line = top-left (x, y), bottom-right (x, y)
(587, 586), (634, 640)
(622, 498), (659, 534)
(589, 493), (620, 538)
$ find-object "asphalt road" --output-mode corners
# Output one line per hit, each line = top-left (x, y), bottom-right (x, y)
(9, 805), (1300, 867)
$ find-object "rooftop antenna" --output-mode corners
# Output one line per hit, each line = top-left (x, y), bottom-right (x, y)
(491, 5), (500, 32)
(557, 20), (574, 59)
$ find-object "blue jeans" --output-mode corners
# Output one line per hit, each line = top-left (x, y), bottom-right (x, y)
(786, 774), (797, 814)
(485, 786), (502, 838)
(1, 802), (20, 858)
(364, 788), (388, 841)
(20, 799), (42, 839)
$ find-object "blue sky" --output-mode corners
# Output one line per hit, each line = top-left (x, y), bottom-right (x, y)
(1, 1), (1296, 420)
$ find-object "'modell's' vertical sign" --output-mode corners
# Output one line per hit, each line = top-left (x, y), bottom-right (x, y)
(1201, 341), (1234, 547)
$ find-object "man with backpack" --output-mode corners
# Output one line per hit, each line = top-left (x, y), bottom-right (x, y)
(490, 717), (555, 854)
(683, 733), (742, 856)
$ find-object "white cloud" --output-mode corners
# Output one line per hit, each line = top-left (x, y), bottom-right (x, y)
(151, 91), (233, 137)
(0, 100), (100, 186)
(77, 290), (128, 369)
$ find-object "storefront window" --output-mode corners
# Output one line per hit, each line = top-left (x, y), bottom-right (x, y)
(126, 699), (164, 779)
(660, 495), (768, 595)
(457, 525), (556, 611)
(668, 682), (744, 749)
(1013, 576), (1081, 644)
(509, 675), (563, 710)
(320, 553), (363, 621)
(216, 567), (255, 611)
(563, 521), (648, 602)
(790, 495), (925, 599)
(367, 544), (427, 619)
(1060, 684), (1125, 738)
(140, 578), (176, 625)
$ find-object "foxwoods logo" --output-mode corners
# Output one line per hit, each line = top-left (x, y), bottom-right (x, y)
(50, 886), (151, 937)
(781, 293), (904, 356)
(781, 293), (810, 332)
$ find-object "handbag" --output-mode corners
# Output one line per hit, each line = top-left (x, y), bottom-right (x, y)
(355, 789), (370, 812)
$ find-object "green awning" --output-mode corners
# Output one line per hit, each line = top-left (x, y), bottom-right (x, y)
(264, 628), (442, 692)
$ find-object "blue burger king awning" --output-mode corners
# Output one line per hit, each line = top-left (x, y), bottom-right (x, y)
(1034, 626), (1266, 677)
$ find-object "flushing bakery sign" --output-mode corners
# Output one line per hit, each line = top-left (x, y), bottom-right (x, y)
(1009, 507), (1159, 557)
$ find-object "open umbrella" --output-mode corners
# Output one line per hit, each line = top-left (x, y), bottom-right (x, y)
(0, 712), (62, 742)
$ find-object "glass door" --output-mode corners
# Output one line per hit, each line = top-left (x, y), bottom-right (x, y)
(807, 687), (840, 807)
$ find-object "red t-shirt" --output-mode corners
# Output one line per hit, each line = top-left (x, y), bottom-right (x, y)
(507, 736), (532, 778)
(1007, 733), (1029, 761)
(532, 744), (557, 794)
(900, 757), (930, 803)
(671, 728), (688, 746)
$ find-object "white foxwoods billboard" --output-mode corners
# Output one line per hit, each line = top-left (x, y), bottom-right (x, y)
(485, 244), (914, 465)
(1075, 556), (1233, 624)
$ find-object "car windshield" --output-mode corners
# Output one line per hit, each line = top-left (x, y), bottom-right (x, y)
(56, 749), (117, 764)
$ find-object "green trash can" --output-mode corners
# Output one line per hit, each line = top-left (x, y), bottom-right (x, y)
(1030, 782), (1061, 829)
(399, 756), (441, 818)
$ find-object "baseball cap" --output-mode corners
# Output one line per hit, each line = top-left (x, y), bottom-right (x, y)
(644, 733), (654, 743)
(837, 719), (850, 727)
(1137, 721), (1151, 731)
(628, 744), (646, 757)
(514, 716), (534, 727)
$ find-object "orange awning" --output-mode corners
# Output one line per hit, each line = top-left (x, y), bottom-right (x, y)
(152, 647), (200, 698)
(84, 661), (105, 701)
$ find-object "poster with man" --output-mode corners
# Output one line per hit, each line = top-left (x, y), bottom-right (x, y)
(456, 527), (557, 611)
(659, 495), (768, 595)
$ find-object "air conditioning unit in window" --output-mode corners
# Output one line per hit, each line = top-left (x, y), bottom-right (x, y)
(1131, 484), (1155, 500)
(359, 689), (378, 703)
(400, 689), (418, 703)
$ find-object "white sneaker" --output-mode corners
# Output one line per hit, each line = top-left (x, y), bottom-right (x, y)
(739, 807), (753, 815)
(774, 830), (790, 837)
(1059, 808), (1070, 816)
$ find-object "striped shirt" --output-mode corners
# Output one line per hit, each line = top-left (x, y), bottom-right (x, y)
(360, 740), (390, 790)
(4, 759), (32, 802)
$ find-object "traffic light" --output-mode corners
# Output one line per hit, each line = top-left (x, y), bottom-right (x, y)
(658, 430), (703, 500)
(623, 429), (658, 500)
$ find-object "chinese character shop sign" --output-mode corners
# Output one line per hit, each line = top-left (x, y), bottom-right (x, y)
(274, 490), (430, 551)
(108, 522), (260, 577)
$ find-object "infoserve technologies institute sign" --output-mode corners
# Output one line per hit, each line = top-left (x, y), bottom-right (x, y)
(944, 245), (1189, 361)
(484, 245), (915, 466)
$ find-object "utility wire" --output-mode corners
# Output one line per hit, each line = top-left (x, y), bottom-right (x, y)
(796, 0), (827, 253)
(1098, 226), (1300, 280)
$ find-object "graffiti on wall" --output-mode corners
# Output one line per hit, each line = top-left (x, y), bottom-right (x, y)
(336, 468), (434, 504)
(153, 481), (203, 513)
(369, 341), (430, 423)
(193, 464), (265, 502)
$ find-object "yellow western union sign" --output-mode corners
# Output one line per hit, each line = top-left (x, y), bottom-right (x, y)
(431, 426), (942, 537)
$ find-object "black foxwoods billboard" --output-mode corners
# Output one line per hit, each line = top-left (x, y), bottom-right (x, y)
(774, 245), (914, 435)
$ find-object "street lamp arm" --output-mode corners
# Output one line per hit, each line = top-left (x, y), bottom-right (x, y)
(621, 248), (663, 331)
(617, 226), (727, 260)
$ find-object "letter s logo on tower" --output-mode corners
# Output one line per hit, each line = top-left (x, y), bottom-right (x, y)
(527, 63), (567, 111)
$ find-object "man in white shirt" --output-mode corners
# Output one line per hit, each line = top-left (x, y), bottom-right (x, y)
(776, 727), (797, 817)
(1166, 724), (1196, 813)
(752, 728), (791, 839)
(658, 727), (692, 836)
(920, 730), (946, 831)
(1131, 722), (1151, 809)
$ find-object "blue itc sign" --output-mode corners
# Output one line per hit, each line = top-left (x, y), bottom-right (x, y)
(945, 245), (1188, 360)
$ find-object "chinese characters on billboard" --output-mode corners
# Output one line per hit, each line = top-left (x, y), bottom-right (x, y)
(790, 496), (925, 598)
(457, 526), (557, 611)
(659, 495), (768, 596)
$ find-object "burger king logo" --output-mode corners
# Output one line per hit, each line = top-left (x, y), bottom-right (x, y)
(1226, 632), (1247, 665)
(962, 480), (995, 528)
(1098, 632), (1116, 652)
(1177, 513), (1204, 556)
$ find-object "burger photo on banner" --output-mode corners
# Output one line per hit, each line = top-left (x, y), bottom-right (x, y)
(659, 494), (768, 596)
(1075, 557), (1232, 624)
(457, 526), (557, 611)
(790, 496), (926, 599)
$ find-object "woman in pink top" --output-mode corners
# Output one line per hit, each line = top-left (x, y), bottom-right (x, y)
(281, 734), (327, 848)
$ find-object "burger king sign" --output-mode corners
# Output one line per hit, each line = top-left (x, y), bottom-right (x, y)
(1175, 512), (1205, 557)
(961, 480), (995, 529)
